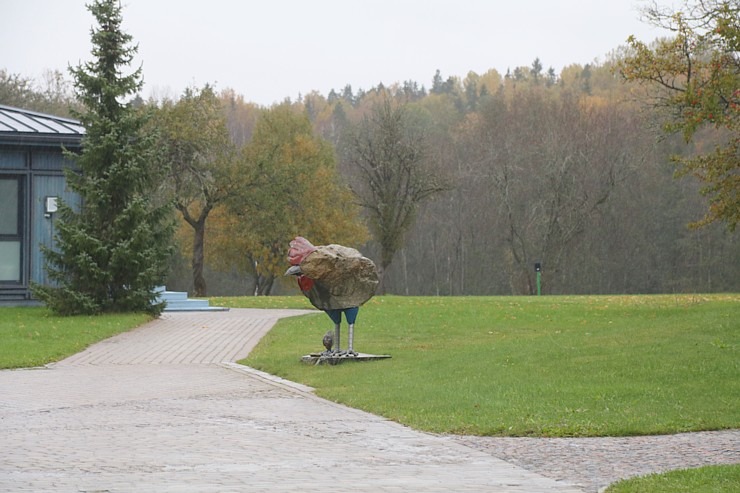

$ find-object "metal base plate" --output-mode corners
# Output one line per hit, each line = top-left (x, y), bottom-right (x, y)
(301, 352), (392, 365)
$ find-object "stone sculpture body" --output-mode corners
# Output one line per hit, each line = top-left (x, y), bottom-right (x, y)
(286, 236), (378, 356)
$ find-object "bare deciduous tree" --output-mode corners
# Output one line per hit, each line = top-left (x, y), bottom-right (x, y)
(342, 97), (448, 292)
(468, 89), (644, 294)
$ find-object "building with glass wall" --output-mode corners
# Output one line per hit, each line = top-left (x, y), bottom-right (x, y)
(0, 105), (83, 302)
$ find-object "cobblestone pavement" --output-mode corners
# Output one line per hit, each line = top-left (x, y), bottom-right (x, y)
(1, 309), (585, 493)
(454, 430), (739, 493)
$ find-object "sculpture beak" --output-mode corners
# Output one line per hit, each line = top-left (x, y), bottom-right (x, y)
(284, 265), (303, 276)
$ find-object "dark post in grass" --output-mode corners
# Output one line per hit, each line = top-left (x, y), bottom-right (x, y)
(535, 262), (542, 296)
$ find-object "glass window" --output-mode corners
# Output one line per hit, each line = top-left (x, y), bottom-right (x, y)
(0, 179), (19, 234)
(0, 177), (22, 283)
(0, 241), (21, 281)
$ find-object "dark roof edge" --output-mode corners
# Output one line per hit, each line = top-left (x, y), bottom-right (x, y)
(0, 133), (83, 147)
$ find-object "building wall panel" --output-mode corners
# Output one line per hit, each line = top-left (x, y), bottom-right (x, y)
(30, 174), (78, 287)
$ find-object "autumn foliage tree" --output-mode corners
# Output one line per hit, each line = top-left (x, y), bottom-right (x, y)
(619, 0), (739, 230)
(209, 104), (366, 295)
(10, 33), (739, 297)
(153, 85), (237, 296)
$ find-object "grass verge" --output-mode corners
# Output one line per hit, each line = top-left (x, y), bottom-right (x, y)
(0, 307), (151, 369)
(237, 294), (739, 437)
(604, 464), (740, 493)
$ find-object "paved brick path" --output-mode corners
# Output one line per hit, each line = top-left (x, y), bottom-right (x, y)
(0, 309), (585, 493)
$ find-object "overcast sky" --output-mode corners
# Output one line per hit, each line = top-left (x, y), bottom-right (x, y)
(1, 0), (669, 106)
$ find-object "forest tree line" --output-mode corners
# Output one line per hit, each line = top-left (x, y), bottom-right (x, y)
(1, 1), (737, 297)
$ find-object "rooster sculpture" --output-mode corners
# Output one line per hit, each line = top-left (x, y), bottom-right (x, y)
(286, 236), (379, 356)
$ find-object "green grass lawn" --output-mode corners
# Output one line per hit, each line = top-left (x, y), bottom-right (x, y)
(0, 307), (151, 369)
(235, 294), (740, 437)
(604, 464), (740, 493)
(208, 295), (314, 309)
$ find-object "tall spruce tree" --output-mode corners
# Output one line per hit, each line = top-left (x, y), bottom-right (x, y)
(34, 0), (173, 315)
